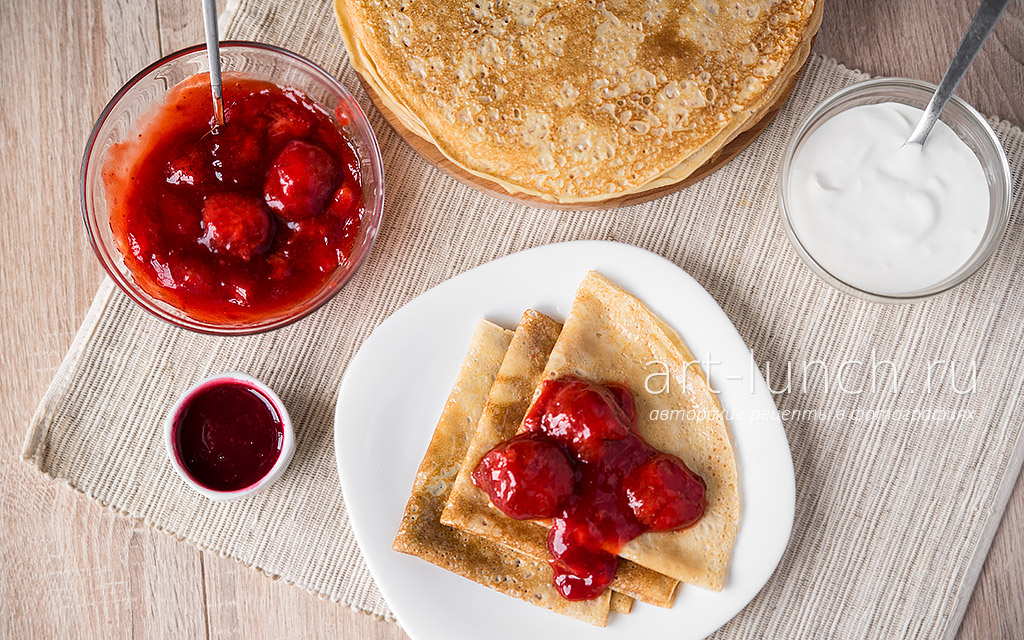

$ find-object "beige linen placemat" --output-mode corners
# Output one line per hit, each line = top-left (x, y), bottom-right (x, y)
(24, 0), (1024, 637)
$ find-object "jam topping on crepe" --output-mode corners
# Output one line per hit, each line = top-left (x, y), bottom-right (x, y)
(473, 376), (707, 600)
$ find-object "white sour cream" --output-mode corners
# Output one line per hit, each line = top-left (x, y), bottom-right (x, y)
(787, 102), (989, 295)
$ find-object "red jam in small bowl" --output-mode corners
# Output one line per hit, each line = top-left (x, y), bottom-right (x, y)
(166, 374), (294, 498)
(102, 72), (365, 326)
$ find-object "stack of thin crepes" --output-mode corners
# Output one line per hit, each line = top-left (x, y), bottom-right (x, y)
(393, 272), (739, 626)
(333, 0), (823, 203)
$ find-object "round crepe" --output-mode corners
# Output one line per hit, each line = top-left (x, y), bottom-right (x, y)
(334, 0), (823, 202)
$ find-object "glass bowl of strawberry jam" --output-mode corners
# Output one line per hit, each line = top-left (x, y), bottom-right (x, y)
(82, 42), (384, 334)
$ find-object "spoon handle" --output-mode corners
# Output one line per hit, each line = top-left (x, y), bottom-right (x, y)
(202, 0), (224, 126)
(906, 0), (1011, 146)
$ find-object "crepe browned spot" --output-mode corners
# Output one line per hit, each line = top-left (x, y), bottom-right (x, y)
(393, 319), (613, 625)
(334, 0), (823, 202)
(610, 591), (634, 615)
(441, 310), (680, 607)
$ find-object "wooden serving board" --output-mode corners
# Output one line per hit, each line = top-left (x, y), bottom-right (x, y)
(357, 57), (808, 211)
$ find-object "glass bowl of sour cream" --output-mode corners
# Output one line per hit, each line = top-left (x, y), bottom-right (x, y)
(778, 77), (1011, 303)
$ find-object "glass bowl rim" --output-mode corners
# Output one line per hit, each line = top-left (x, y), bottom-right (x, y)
(777, 76), (1012, 304)
(80, 40), (385, 335)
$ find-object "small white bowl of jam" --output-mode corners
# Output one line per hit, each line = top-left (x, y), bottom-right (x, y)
(164, 372), (295, 501)
(778, 78), (1012, 303)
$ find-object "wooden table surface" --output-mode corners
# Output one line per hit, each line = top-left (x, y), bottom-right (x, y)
(1, 1), (1021, 638)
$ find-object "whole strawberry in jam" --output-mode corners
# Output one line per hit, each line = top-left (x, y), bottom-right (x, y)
(209, 125), (265, 189)
(264, 101), (314, 149)
(325, 183), (360, 219)
(264, 140), (340, 221)
(146, 253), (215, 297)
(165, 147), (214, 188)
(283, 211), (361, 275)
(604, 383), (636, 426)
(199, 193), (275, 261)
(524, 377), (633, 462)
(623, 454), (707, 531)
(472, 433), (575, 520)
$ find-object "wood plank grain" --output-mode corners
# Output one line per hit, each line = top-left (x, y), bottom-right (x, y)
(0, 1), (1021, 639)
(816, 0), (1024, 123)
(0, 0), (207, 638)
(958, 471), (1024, 639)
(156, 0), (201, 53)
(202, 556), (407, 640)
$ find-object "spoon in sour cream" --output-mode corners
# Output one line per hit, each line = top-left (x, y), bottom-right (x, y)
(905, 0), (1011, 147)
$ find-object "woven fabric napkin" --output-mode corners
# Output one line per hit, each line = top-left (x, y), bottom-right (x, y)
(24, 0), (1024, 637)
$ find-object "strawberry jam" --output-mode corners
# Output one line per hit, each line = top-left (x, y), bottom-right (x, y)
(472, 376), (707, 601)
(172, 380), (283, 492)
(102, 73), (364, 324)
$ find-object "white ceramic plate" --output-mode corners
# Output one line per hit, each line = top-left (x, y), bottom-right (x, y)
(334, 241), (794, 640)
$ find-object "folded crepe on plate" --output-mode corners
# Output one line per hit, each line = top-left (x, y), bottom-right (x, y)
(442, 310), (681, 607)
(393, 319), (615, 625)
(333, 0), (823, 203)
(447, 272), (739, 591)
